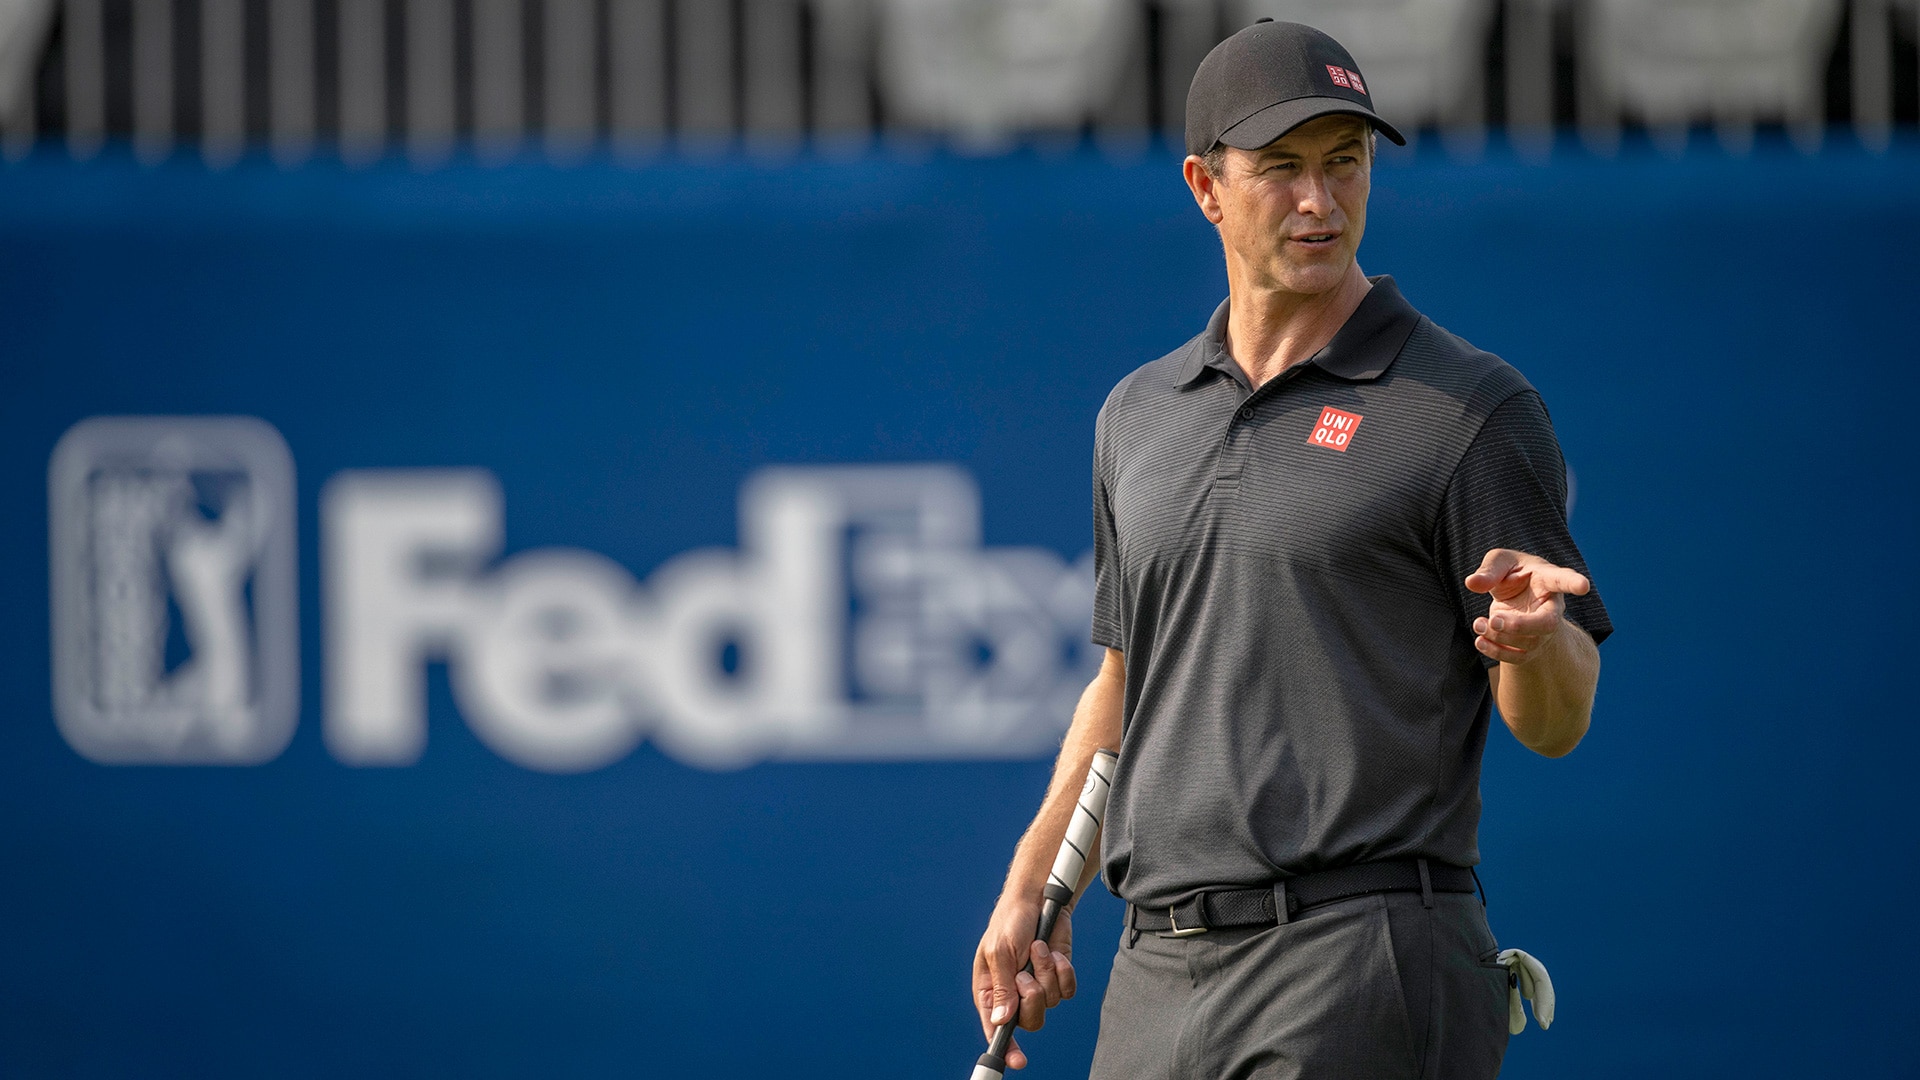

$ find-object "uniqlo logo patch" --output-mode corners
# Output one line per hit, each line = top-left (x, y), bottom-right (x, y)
(1324, 65), (1366, 94)
(1307, 407), (1364, 452)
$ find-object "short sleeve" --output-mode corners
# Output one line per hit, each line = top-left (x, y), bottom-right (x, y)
(1090, 406), (1126, 650)
(1435, 391), (1613, 666)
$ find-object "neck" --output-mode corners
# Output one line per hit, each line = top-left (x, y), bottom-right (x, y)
(1222, 264), (1372, 389)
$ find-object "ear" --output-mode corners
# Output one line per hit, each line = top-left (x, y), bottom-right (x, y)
(1182, 155), (1226, 225)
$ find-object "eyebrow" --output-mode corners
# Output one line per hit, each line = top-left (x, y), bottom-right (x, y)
(1254, 137), (1366, 163)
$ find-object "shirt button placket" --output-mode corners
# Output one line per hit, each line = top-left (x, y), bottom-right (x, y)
(1217, 398), (1254, 487)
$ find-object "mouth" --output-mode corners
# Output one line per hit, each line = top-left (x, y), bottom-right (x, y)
(1290, 230), (1342, 247)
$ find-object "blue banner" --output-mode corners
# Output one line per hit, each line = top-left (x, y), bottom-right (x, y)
(3, 140), (1917, 1077)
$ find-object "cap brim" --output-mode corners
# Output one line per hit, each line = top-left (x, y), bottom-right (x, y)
(1217, 96), (1407, 150)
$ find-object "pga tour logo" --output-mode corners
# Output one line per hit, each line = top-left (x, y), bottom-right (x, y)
(49, 418), (300, 765)
(49, 417), (1096, 773)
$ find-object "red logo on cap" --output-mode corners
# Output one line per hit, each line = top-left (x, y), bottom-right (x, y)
(1346, 69), (1366, 95)
(1325, 65), (1351, 89)
(1308, 407), (1364, 452)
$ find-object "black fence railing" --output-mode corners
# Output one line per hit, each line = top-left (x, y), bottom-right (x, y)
(2, 0), (1915, 164)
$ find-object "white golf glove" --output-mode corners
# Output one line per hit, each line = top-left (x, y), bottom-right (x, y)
(1497, 948), (1554, 1034)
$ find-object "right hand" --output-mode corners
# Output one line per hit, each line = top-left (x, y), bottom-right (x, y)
(972, 894), (1077, 1071)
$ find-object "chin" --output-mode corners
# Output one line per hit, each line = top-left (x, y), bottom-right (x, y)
(1272, 261), (1352, 296)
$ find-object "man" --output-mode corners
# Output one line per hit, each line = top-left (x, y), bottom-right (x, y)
(971, 19), (1612, 1079)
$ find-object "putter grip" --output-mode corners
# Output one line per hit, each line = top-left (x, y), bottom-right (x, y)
(972, 749), (1120, 1080)
(1044, 748), (1118, 906)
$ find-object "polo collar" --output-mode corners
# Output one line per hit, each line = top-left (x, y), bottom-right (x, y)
(1176, 276), (1421, 388)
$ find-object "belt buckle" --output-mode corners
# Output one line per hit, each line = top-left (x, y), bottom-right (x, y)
(1159, 905), (1208, 938)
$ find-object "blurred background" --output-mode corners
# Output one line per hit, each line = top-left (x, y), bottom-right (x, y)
(3, 0), (1919, 159)
(2, 1), (1917, 1077)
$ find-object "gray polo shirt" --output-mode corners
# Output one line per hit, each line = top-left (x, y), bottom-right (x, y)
(1091, 277), (1611, 909)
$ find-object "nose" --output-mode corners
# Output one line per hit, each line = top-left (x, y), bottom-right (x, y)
(1295, 164), (1336, 220)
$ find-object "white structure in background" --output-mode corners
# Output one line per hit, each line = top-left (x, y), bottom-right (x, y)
(1581, 0), (1845, 153)
(879, 0), (1141, 144)
(47, 418), (302, 765)
(1232, 0), (1498, 150)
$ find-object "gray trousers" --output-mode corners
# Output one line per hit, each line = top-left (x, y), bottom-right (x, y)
(1088, 892), (1510, 1080)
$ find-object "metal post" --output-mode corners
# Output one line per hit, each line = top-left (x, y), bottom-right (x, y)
(1, 0), (54, 160)
(1, 69), (31, 161)
(407, 0), (457, 165)
(609, 0), (666, 157)
(1505, 0), (1554, 160)
(132, 0), (173, 163)
(811, 0), (873, 149)
(545, 0), (597, 160)
(270, 0), (316, 165)
(743, 0), (803, 149)
(1441, 19), (1490, 161)
(202, 0), (247, 166)
(1093, 1), (1152, 160)
(473, 0), (525, 160)
(339, 0), (387, 164)
(63, 0), (104, 159)
(1852, 0), (1892, 150)
(1573, 0), (1620, 156)
(1157, 0), (1218, 147)
(676, 0), (736, 145)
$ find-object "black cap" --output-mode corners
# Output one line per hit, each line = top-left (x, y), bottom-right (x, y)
(1185, 20), (1405, 158)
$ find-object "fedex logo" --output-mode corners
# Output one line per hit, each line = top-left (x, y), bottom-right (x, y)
(50, 417), (1097, 773)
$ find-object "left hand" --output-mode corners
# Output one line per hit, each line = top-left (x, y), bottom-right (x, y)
(1464, 549), (1590, 665)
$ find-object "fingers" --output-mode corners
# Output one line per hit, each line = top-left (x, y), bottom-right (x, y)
(975, 971), (1030, 1069)
(1015, 972), (1047, 1030)
(1474, 601), (1562, 642)
(1474, 632), (1531, 664)
(982, 939), (1020, 1031)
(1474, 600), (1564, 663)
(974, 903), (1074, 1069)
(1530, 565), (1591, 597)
(1013, 939), (1077, 1031)
(1474, 612), (1547, 649)
(1466, 550), (1591, 601)
(973, 966), (996, 1036)
(1464, 548), (1522, 595)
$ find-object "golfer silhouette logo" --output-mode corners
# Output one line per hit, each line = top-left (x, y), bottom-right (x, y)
(49, 417), (300, 765)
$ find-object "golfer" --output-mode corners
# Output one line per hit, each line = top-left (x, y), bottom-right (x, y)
(971, 19), (1612, 1078)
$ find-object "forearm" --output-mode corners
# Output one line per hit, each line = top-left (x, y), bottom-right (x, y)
(1002, 649), (1125, 902)
(1490, 621), (1598, 757)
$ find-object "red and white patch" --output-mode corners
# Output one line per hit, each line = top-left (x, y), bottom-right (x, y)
(1307, 407), (1364, 452)
(1345, 69), (1366, 95)
(1325, 64), (1352, 89)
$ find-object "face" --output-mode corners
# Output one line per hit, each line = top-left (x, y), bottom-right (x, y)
(1184, 115), (1372, 297)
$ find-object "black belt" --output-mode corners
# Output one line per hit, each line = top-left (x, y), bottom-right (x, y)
(1127, 859), (1479, 938)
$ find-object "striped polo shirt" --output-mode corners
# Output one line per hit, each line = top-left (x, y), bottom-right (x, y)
(1091, 276), (1612, 909)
